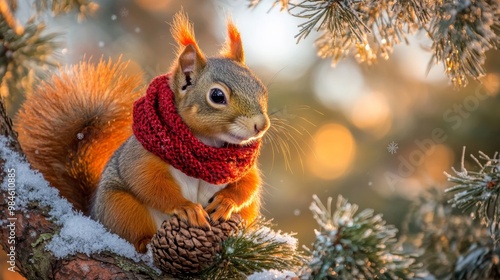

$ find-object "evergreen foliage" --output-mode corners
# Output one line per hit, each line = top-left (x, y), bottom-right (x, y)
(0, 0), (97, 113)
(199, 218), (306, 280)
(0, 18), (59, 110)
(446, 148), (500, 240)
(303, 195), (419, 279)
(406, 189), (500, 279)
(250, 0), (500, 88)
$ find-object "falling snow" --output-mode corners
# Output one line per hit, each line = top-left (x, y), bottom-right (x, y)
(120, 7), (129, 17)
(387, 141), (399, 155)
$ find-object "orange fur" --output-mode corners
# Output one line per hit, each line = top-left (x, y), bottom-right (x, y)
(102, 191), (157, 253)
(206, 165), (261, 222)
(220, 18), (245, 63)
(16, 59), (143, 215)
(92, 138), (213, 252)
(171, 10), (205, 59)
(122, 149), (210, 230)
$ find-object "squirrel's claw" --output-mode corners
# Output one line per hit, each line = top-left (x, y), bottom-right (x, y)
(173, 202), (210, 229)
(206, 195), (237, 222)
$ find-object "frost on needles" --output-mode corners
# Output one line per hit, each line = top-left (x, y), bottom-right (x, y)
(199, 218), (305, 280)
(445, 148), (500, 240)
(250, 0), (500, 88)
(405, 188), (500, 280)
(304, 195), (419, 280)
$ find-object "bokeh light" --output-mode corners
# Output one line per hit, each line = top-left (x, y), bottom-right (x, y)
(422, 144), (454, 183)
(481, 73), (500, 96)
(307, 123), (356, 180)
(313, 61), (366, 111)
(134, 0), (172, 12)
(393, 36), (447, 84)
(351, 92), (392, 138)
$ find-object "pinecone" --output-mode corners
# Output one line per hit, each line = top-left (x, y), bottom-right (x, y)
(151, 215), (244, 276)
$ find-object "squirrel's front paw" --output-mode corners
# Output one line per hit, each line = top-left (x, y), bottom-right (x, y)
(172, 202), (210, 229)
(206, 195), (237, 222)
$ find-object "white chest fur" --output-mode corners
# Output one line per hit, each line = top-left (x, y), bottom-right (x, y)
(169, 166), (227, 205)
(148, 166), (227, 230)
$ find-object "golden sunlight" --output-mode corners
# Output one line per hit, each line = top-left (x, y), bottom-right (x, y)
(422, 144), (454, 183)
(351, 92), (392, 138)
(307, 123), (356, 180)
(481, 73), (500, 96)
(134, 0), (172, 12)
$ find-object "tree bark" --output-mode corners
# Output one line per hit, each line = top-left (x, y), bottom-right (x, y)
(0, 97), (22, 154)
(0, 98), (163, 279)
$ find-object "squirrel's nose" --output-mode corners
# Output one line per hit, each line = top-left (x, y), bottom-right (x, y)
(254, 124), (260, 134)
(252, 114), (270, 135)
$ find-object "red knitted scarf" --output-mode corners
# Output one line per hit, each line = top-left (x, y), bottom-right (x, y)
(132, 74), (261, 185)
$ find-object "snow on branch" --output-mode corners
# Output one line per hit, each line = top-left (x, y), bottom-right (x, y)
(304, 195), (420, 279)
(445, 147), (500, 240)
(404, 189), (500, 279)
(0, 97), (162, 279)
(249, 0), (500, 88)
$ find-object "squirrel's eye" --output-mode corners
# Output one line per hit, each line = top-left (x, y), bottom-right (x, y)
(209, 88), (227, 105)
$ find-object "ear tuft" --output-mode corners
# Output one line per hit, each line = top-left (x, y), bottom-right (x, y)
(220, 17), (245, 64)
(170, 11), (206, 94)
(171, 11), (202, 55)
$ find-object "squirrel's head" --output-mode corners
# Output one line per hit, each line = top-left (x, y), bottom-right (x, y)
(169, 11), (269, 148)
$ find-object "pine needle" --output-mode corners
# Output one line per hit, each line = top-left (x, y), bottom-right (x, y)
(199, 218), (306, 280)
(305, 195), (420, 279)
(445, 148), (500, 241)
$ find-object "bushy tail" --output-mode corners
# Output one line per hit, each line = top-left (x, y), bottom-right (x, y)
(16, 59), (143, 214)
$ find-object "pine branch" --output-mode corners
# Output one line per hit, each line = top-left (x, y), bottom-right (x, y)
(445, 148), (500, 240)
(247, 0), (499, 88)
(199, 218), (306, 280)
(0, 0), (24, 35)
(0, 0), (98, 114)
(0, 17), (60, 112)
(303, 195), (420, 279)
(34, 0), (98, 21)
(404, 189), (500, 280)
(429, 0), (500, 88)
(253, 0), (430, 65)
(291, 0), (369, 43)
(248, 0), (288, 11)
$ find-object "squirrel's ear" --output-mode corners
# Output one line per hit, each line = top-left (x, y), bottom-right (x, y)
(171, 11), (206, 92)
(171, 11), (206, 65)
(178, 44), (206, 75)
(220, 18), (245, 64)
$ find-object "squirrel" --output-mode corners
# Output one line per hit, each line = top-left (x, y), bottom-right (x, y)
(15, 11), (270, 253)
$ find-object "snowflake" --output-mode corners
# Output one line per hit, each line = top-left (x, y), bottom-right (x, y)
(120, 7), (129, 17)
(387, 141), (399, 155)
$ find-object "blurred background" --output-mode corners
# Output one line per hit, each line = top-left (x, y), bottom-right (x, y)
(2, 0), (500, 279)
